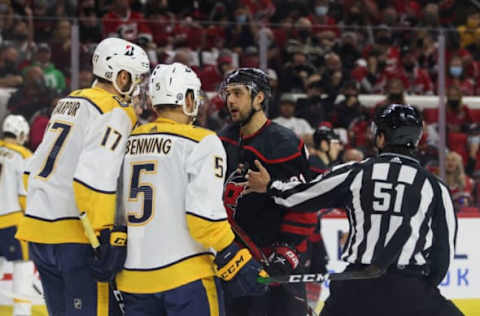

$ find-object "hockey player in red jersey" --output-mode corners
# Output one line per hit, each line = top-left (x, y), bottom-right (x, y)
(218, 68), (316, 316)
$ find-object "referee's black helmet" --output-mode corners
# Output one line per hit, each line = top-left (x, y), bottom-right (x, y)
(374, 103), (423, 148)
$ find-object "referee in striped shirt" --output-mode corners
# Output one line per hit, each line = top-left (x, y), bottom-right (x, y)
(245, 104), (464, 316)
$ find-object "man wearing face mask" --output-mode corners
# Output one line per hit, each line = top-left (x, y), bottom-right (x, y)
(7, 66), (55, 121)
(446, 55), (475, 96)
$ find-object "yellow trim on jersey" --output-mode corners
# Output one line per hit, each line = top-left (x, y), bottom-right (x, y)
(1, 142), (32, 159)
(0, 211), (23, 229)
(20, 240), (28, 260)
(131, 117), (215, 142)
(18, 196), (26, 211)
(97, 282), (109, 316)
(186, 213), (235, 252)
(15, 216), (89, 244)
(116, 253), (216, 294)
(201, 277), (220, 316)
(69, 87), (137, 127)
(73, 180), (115, 232)
(22, 173), (29, 192)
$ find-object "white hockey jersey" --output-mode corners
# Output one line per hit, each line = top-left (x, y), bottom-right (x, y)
(16, 87), (136, 244)
(0, 140), (31, 229)
(116, 117), (235, 294)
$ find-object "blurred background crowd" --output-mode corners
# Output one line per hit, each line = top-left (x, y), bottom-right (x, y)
(1, 0), (480, 212)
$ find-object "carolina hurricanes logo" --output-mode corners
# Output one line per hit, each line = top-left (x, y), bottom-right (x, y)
(223, 171), (247, 218)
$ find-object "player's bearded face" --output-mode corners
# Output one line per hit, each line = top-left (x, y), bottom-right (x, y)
(225, 84), (254, 123)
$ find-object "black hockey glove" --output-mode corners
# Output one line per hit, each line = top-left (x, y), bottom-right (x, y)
(89, 226), (127, 282)
(267, 244), (300, 276)
(214, 242), (268, 297)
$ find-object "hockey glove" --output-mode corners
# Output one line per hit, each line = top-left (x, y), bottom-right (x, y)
(214, 242), (268, 297)
(89, 226), (127, 282)
(267, 244), (300, 276)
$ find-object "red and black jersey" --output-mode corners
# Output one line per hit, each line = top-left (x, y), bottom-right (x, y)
(219, 120), (315, 251)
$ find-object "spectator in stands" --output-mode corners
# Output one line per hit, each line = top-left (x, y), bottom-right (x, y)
(0, 1), (14, 42)
(7, 14), (35, 66)
(323, 52), (346, 95)
(78, 0), (103, 46)
(198, 52), (234, 92)
(446, 150), (474, 211)
(0, 45), (22, 87)
(26, 43), (66, 94)
(351, 47), (390, 94)
(229, 5), (257, 50)
(374, 77), (406, 110)
(445, 84), (473, 133)
(446, 55), (475, 96)
(103, 0), (153, 44)
(78, 67), (93, 89)
(32, 0), (54, 43)
(285, 17), (323, 66)
(273, 94), (313, 140)
(279, 49), (316, 93)
(295, 74), (334, 128)
(49, 19), (72, 77)
(7, 65), (54, 121)
(417, 33), (438, 82)
(331, 80), (369, 129)
(458, 11), (480, 48)
(335, 31), (361, 72)
(421, 3), (441, 29)
(396, 45), (434, 95)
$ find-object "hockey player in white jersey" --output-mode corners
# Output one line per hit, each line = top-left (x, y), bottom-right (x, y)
(0, 115), (35, 316)
(16, 37), (150, 316)
(116, 63), (267, 316)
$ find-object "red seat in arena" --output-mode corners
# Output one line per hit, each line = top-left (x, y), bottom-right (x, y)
(423, 108), (438, 124)
(470, 109), (480, 122)
(448, 133), (468, 163)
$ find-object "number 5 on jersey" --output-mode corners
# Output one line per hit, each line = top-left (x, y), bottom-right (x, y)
(128, 162), (157, 226)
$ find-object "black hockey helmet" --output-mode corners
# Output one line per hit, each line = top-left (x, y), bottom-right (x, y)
(313, 126), (336, 149)
(219, 68), (272, 109)
(373, 103), (423, 148)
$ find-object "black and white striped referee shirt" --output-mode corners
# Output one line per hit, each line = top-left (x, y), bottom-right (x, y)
(267, 152), (457, 286)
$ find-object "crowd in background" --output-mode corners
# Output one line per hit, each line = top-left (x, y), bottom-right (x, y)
(1, 0), (480, 212)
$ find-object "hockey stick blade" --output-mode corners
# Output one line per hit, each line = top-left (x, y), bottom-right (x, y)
(257, 265), (385, 284)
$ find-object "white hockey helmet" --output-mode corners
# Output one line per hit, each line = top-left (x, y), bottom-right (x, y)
(149, 63), (202, 117)
(2, 114), (30, 145)
(92, 37), (150, 96)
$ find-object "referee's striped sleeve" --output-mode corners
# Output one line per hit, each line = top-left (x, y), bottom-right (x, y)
(268, 162), (355, 212)
(427, 182), (457, 286)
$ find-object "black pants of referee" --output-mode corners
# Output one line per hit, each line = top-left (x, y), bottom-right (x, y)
(321, 267), (464, 316)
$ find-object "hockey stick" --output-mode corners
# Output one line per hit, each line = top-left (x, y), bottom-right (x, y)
(257, 265), (385, 285)
(79, 212), (126, 314)
(227, 216), (318, 316)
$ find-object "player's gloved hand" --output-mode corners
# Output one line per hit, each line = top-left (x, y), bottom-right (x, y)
(89, 226), (127, 282)
(267, 244), (300, 276)
(214, 242), (268, 297)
